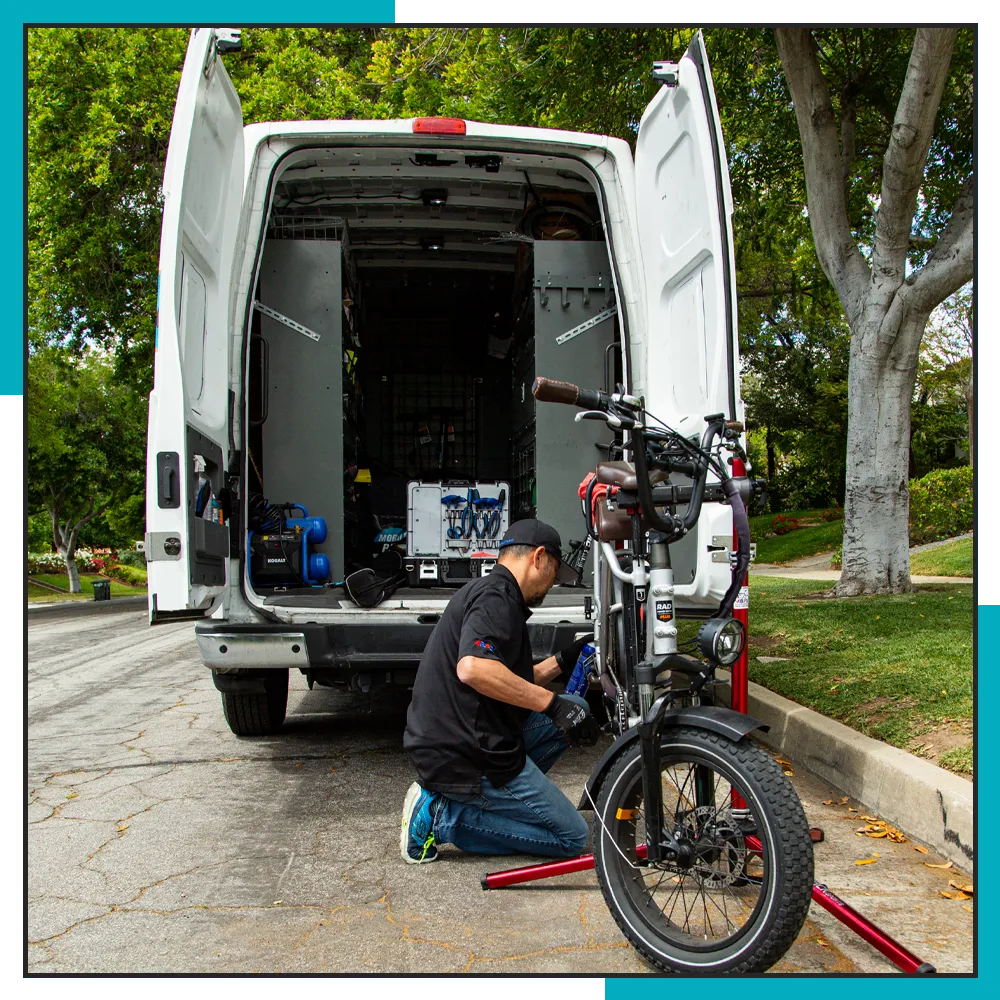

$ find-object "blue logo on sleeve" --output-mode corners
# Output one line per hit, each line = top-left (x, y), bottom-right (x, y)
(474, 640), (497, 654)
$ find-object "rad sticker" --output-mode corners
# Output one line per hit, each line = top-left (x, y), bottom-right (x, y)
(655, 599), (673, 623)
(734, 586), (750, 610)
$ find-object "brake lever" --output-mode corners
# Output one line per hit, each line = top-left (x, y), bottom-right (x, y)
(574, 410), (636, 430)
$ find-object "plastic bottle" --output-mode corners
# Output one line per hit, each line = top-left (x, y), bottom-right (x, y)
(565, 642), (596, 697)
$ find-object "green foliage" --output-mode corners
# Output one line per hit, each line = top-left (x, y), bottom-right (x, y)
(103, 562), (148, 587)
(745, 577), (972, 752)
(830, 544), (842, 569)
(114, 547), (148, 569)
(909, 466), (973, 545)
(27, 513), (53, 552)
(753, 519), (843, 564)
(28, 28), (187, 386)
(910, 536), (973, 578)
(27, 347), (147, 564)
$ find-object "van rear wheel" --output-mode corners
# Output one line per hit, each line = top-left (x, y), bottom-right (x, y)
(221, 670), (288, 736)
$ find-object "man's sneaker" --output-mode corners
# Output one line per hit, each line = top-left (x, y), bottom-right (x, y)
(400, 781), (439, 864)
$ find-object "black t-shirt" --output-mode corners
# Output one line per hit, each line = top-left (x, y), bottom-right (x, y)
(403, 564), (535, 794)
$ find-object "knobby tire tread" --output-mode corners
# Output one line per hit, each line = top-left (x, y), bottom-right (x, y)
(593, 727), (813, 974)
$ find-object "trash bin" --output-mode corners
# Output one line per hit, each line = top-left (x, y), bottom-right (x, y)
(92, 579), (111, 602)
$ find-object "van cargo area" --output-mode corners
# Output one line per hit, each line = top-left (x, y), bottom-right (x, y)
(243, 144), (624, 611)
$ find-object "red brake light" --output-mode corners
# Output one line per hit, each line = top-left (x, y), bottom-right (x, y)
(412, 118), (467, 136)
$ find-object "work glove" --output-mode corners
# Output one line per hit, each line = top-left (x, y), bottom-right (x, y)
(544, 693), (589, 733)
(554, 633), (594, 680)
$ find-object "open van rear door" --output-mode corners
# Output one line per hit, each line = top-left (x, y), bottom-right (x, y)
(145, 28), (244, 622)
(633, 32), (739, 434)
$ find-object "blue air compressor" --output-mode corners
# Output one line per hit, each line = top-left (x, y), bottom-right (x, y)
(248, 501), (331, 587)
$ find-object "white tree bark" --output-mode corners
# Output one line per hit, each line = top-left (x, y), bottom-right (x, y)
(47, 496), (106, 594)
(775, 27), (972, 595)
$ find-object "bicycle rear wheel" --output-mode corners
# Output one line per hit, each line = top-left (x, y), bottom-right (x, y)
(593, 727), (813, 973)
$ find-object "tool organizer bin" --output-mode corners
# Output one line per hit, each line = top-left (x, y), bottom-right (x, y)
(406, 480), (510, 559)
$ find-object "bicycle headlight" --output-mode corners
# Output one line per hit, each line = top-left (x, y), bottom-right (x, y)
(697, 617), (745, 666)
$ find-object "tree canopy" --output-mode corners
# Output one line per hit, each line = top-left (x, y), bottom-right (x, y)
(27, 26), (973, 560)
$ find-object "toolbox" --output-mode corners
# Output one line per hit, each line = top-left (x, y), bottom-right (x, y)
(406, 480), (511, 568)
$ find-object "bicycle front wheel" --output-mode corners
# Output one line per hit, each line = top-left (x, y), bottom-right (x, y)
(593, 727), (813, 973)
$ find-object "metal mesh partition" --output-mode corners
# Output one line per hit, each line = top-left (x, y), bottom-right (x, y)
(380, 373), (477, 480)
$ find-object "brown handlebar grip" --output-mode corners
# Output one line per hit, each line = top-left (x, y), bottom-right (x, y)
(532, 377), (581, 405)
(725, 421), (745, 434)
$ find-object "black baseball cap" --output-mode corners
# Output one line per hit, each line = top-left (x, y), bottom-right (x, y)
(498, 519), (579, 585)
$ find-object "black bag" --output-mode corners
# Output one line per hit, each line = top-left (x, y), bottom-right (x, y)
(344, 550), (407, 608)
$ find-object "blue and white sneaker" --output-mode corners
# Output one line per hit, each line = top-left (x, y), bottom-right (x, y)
(400, 781), (439, 864)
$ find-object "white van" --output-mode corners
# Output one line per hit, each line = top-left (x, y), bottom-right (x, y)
(145, 27), (744, 736)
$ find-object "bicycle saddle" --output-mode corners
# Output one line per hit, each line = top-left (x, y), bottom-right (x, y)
(596, 461), (638, 491)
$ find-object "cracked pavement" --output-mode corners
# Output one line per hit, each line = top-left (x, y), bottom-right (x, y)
(28, 609), (973, 974)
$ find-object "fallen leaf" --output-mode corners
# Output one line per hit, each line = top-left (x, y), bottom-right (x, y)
(872, 852), (881, 858)
(867, 831), (888, 839)
(925, 861), (954, 870)
(817, 939), (829, 947)
(855, 832), (865, 837)
(940, 890), (956, 899)
(839, 797), (849, 805)
(295, 762), (303, 767)
(65, 791), (77, 800)
(847, 807), (857, 812)
(860, 816), (880, 823)
(273, 900), (282, 906)
(962, 905), (973, 913)
(856, 858), (877, 865)
(954, 891), (972, 901)
(823, 799), (835, 805)
(914, 845), (929, 854)
(783, 770), (794, 776)
(117, 824), (129, 833)
(949, 881), (973, 895)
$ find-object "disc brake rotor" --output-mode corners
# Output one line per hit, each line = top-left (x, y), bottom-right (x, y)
(678, 805), (749, 887)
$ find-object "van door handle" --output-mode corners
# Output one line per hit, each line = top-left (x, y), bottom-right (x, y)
(157, 452), (181, 508)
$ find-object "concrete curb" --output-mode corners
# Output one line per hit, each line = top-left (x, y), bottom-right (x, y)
(27, 595), (148, 619)
(717, 670), (974, 873)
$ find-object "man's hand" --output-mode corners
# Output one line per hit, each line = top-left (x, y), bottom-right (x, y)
(554, 633), (594, 680)
(544, 693), (589, 732)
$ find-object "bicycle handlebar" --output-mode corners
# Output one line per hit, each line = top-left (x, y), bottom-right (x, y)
(532, 377), (608, 411)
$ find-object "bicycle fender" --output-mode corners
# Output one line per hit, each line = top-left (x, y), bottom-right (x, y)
(576, 705), (768, 811)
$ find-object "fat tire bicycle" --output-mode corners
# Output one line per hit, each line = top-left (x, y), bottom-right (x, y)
(533, 376), (814, 974)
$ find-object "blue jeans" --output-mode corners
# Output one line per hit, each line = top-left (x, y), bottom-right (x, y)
(432, 695), (591, 859)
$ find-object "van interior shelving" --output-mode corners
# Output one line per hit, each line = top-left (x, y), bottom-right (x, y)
(245, 144), (624, 608)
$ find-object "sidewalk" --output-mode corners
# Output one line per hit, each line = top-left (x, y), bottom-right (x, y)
(752, 537), (973, 585)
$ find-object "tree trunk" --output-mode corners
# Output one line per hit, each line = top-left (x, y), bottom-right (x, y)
(64, 553), (81, 594)
(837, 324), (922, 596)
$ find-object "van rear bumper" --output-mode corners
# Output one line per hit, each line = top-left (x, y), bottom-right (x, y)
(195, 620), (589, 673)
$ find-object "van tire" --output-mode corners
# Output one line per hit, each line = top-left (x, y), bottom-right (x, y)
(221, 670), (289, 736)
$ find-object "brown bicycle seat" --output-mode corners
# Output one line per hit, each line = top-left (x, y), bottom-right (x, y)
(596, 461), (637, 491)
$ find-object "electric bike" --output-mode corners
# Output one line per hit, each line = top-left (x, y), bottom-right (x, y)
(533, 376), (814, 974)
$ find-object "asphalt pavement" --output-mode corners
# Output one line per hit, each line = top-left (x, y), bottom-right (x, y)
(27, 608), (974, 974)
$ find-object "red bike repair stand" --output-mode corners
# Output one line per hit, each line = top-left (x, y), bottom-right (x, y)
(481, 459), (935, 974)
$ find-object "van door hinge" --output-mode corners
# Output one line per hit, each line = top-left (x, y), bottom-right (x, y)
(651, 61), (680, 87)
(203, 28), (242, 77)
(254, 301), (322, 342)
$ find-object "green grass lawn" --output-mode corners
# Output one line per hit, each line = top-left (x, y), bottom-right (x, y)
(28, 572), (145, 602)
(753, 519), (843, 564)
(910, 536), (973, 577)
(744, 577), (973, 775)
